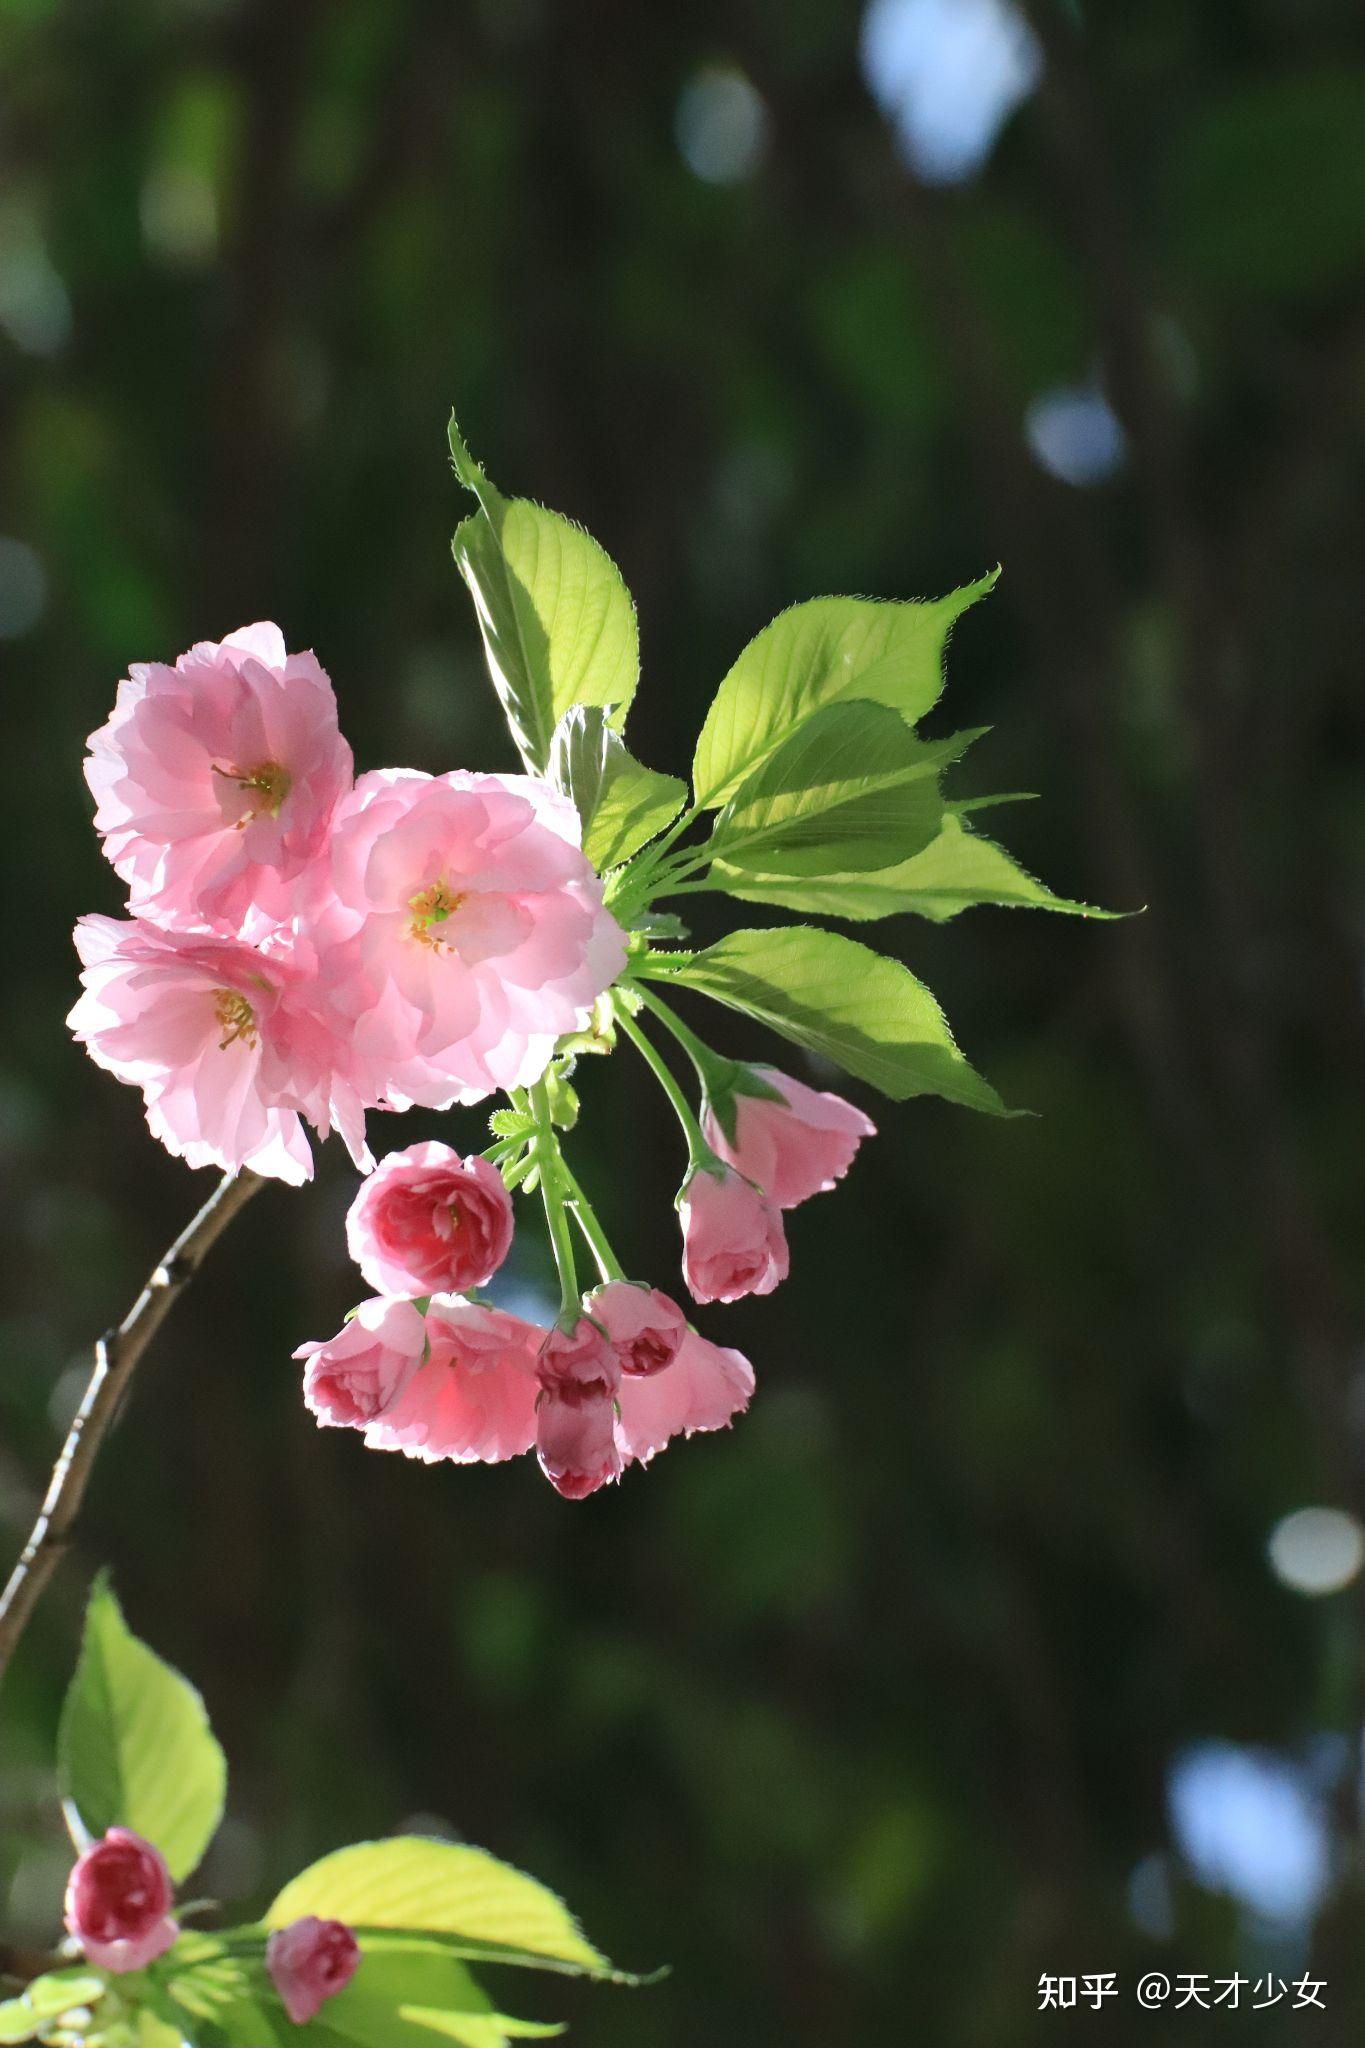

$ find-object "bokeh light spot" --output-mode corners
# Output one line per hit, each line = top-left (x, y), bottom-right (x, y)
(1268, 1505), (1365, 1596)
(860, 0), (1041, 185)
(676, 64), (768, 186)
(1024, 384), (1127, 485)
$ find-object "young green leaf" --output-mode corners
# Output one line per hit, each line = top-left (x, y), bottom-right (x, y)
(712, 813), (1114, 922)
(645, 926), (1007, 1112)
(17, 1974), (105, 2023)
(264, 1839), (612, 1979)
(0, 2003), (40, 2046)
(549, 706), (686, 871)
(702, 702), (973, 879)
(314, 1946), (562, 2048)
(157, 1931), (279, 2048)
(449, 418), (639, 774)
(691, 572), (997, 807)
(57, 1575), (227, 1883)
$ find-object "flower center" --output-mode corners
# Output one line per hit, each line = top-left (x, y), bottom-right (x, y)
(409, 880), (466, 948)
(212, 988), (258, 1050)
(212, 758), (293, 824)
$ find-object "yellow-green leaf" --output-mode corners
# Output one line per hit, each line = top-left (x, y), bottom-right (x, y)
(57, 1575), (226, 1883)
(265, 1839), (610, 1978)
(450, 418), (639, 773)
(691, 573), (997, 808)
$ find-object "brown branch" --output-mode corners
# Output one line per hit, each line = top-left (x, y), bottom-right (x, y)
(0, 1169), (264, 1685)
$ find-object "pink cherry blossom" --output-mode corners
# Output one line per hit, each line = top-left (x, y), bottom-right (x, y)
(704, 1066), (876, 1208)
(297, 1297), (428, 1428)
(361, 1299), (543, 1463)
(69, 916), (371, 1184)
(679, 1166), (789, 1304)
(615, 1328), (755, 1467)
(64, 1828), (178, 1974)
(346, 1142), (513, 1298)
(586, 1281), (687, 1378)
(266, 1917), (360, 2025)
(84, 623), (352, 935)
(536, 1317), (621, 1499)
(315, 770), (626, 1108)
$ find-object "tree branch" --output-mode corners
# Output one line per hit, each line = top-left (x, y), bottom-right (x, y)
(0, 1169), (264, 1684)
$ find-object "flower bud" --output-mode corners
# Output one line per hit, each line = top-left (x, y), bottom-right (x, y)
(536, 1318), (621, 1499)
(679, 1166), (788, 1304)
(266, 1916), (360, 2024)
(346, 1143), (514, 1298)
(63, 1828), (177, 1974)
(586, 1281), (687, 1378)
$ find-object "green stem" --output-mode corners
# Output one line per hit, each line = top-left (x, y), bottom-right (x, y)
(630, 983), (716, 1083)
(560, 1164), (626, 1284)
(528, 1078), (579, 1321)
(616, 1009), (720, 1176)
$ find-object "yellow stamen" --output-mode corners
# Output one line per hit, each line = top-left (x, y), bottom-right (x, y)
(212, 758), (293, 824)
(212, 988), (258, 1051)
(409, 881), (466, 948)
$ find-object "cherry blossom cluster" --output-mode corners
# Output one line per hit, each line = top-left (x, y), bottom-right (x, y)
(70, 623), (879, 1499)
(71, 623), (624, 1183)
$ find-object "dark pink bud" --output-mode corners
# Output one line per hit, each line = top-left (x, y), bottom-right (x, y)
(63, 1828), (177, 1974)
(266, 1916), (360, 2024)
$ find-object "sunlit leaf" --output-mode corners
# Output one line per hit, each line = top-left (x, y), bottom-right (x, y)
(713, 814), (1113, 921)
(650, 926), (1006, 1111)
(450, 418), (639, 773)
(704, 701), (971, 878)
(265, 1839), (612, 1978)
(691, 574), (996, 807)
(549, 705), (686, 870)
(57, 1575), (226, 1882)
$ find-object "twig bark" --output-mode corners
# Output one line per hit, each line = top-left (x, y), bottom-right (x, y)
(0, 1169), (264, 1684)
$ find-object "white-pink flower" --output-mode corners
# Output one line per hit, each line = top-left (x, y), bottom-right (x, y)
(360, 1299), (543, 1464)
(704, 1065), (876, 1208)
(84, 623), (352, 934)
(588, 1281), (754, 1469)
(298, 1297), (428, 1428)
(315, 770), (626, 1108)
(615, 1328), (754, 1468)
(69, 915), (371, 1183)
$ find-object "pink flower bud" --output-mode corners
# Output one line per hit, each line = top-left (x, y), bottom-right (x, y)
(679, 1166), (789, 1305)
(586, 1281), (687, 1377)
(266, 1916), (360, 2025)
(346, 1142), (514, 1298)
(63, 1828), (178, 1974)
(703, 1066), (875, 1209)
(536, 1318), (621, 1499)
(296, 1296), (428, 1428)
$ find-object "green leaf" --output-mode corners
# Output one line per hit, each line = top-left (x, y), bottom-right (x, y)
(157, 1933), (277, 2048)
(703, 702), (971, 879)
(713, 814), (1114, 923)
(18, 1976), (105, 2023)
(57, 1574), (227, 1883)
(0, 2003), (41, 2045)
(649, 927), (1007, 1113)
(548, 706), (686, 871)
(449, 418), (639, 774)
(265, 1839), (612, 1978)
(317, 1947), (561, 2048)
(691, 573), (997, 808)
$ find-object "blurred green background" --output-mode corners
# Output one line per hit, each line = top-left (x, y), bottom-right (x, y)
(4, 0), (1365, 2040)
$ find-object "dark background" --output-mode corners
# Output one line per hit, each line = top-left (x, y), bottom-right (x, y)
(4, 1), (1365, 2041)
